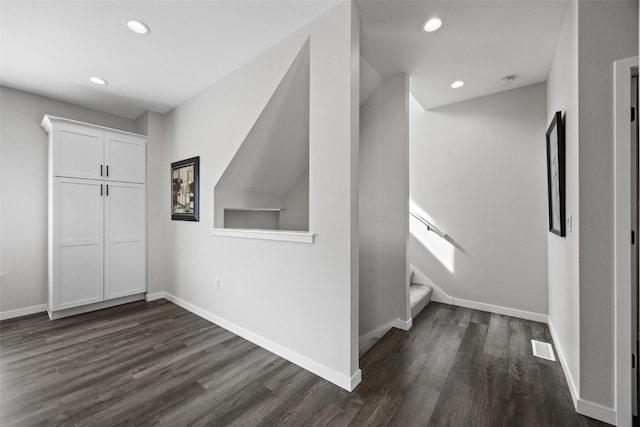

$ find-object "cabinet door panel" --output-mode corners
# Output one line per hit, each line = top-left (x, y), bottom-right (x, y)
(54, 126), (104, 179)
(105, 182), (146, 299)
(105, 134), (145, 183)
(53, 178), (104, 310)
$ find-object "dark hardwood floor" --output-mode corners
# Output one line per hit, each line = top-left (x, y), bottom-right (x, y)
(0, 299), (608, 426)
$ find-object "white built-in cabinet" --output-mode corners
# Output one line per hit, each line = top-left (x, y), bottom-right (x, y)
(42, 115), (147, 318)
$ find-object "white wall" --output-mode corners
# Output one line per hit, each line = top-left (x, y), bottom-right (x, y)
(360, 57), (383, 106)
(410, 83), (549, 317)
(546, 0), (580, 403)
(576, 0), (638, 410)
(547, 1), (638, 419)
(280, 171), (309, 231)
(359, 73), (410, 337)
(0, 86), (136, 315)
(160, 2), (360, 390)
(135, 111), (167, 296)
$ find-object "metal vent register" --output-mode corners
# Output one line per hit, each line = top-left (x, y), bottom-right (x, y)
(531, 340), (556, 361)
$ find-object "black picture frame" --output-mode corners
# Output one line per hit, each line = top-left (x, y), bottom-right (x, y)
(171, 156), (199, 221)
(546, 111), (566, 237)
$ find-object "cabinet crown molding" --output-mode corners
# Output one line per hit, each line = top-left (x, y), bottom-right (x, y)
(41, 115), (147, 140)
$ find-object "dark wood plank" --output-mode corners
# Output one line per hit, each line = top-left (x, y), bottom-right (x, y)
(0, 300), (609, 426)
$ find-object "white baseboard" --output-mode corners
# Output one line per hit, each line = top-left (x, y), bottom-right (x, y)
(1, 293), (160, 321)
(547, 317), (579, 407)
(359, 323), (393, 348)
(409, 264), (546, 323)
(350, 369), (362, 390)
(0, 304), (47, 321)
(48, 294), (145, 320)
(163, 292), (360, 392)
(392, 317), (413, 331)
(451, 297), (547, 323)
(576, 399), (616, 425)
(359, 317), (412, 355)
(547, 318), (617, 425)
(145, 292), (166, 302)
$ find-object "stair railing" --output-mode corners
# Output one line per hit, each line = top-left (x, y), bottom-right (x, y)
(409, 211), (447, 239)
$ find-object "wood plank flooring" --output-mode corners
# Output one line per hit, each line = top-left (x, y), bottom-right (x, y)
(0, 300), (608, 426)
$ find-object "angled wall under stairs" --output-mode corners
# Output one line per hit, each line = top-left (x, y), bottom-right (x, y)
(214, 40), (310, 231)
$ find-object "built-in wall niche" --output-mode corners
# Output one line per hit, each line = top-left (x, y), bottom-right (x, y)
(223, 208), (283, 230)
(213, 39), (310, 233)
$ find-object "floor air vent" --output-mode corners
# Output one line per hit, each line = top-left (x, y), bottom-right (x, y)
(531, 340), (556, 361)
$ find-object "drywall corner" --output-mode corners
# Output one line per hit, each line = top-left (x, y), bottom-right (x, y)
(359, 73), (410, 338)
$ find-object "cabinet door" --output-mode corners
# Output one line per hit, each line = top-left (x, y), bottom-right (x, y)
(104, 182), (146, 299)
(53, 178), (104, 310)
(105, 134), (145, 183)
(54, 125), (104, 179)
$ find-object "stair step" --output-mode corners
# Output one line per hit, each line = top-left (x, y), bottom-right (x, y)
(410, 283), (433, 318)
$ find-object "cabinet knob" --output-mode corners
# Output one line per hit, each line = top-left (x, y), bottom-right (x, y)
(106, 165), (109, 177)
(100, 165), (103, 177)
(100, 184), (103, 196)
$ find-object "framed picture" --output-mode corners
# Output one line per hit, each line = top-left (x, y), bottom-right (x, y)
(171, 156), (199, 221)
(546, 111), (565, 236)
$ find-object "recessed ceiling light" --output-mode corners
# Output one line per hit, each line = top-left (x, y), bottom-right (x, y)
(89, 76), (108, 85)
(124, 18), (150, 35)
(498, 74), (518, 86)
(423, 17), (444, 32)
(451, 80), (465, 89)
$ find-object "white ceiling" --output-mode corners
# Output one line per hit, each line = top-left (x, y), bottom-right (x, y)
(358, 0), (568, 110)
(1, 0), (568, 119)
(0, 1), (335, 119)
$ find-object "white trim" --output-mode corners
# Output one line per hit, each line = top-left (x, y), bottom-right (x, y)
(409, 264), (546, 323)
(350, 369), (362, 390)
(613, 55), (638, 427)
(41, 115), (147, 139)
(392, 317), (412, 331)
(548, 316), (579, 407)
(48, 294), (145, 319)
(549, 316), (618, 426)
(359, 317), (413, 356)
(451, 297), (547, 323)
(145, 292), (165, 302)
(359, 323), (393, 351)
(576, 399), (617, 426)
(0, 304), (47, 321)
(210, 228), (316, 244)
(163, 292), (359, 391)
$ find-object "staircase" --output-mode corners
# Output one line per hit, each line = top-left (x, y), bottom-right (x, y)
(410, 271), (432, 318)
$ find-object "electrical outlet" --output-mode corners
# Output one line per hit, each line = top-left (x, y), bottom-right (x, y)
(214, 277), (220, 290)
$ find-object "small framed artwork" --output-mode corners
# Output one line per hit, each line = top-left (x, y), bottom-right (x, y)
(546, 111), (566, 236)
(171, 156), (199, 221)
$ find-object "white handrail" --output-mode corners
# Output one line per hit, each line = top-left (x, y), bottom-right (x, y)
(410, 211), (447, 239)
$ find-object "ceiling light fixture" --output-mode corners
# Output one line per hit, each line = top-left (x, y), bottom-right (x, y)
(423, 17), (444, 32)
(89, 76), (108, 85)
(498, 74), (518, 86)
(450, 80), (465, 89)
(124, 18), (150, 35)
